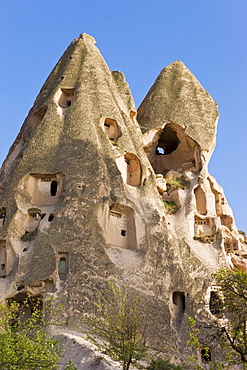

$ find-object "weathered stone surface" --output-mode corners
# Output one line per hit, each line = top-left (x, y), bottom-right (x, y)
(138, 60), (219, 162)
(0, 33), (245, 368)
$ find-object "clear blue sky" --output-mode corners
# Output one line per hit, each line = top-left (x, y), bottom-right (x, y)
(0, 0), (246, 231)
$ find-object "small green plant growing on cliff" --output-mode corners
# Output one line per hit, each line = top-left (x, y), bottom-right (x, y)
(193, 234), (216, 243)
(86, 281), (148, 370)
(21, 228), (38, 241)
(166, 176), (190, 190)
(163, 200), (179, 214)
(0, 298), (61, 369)
(63, 360), (77, 369)
(146, 358), (183, 369)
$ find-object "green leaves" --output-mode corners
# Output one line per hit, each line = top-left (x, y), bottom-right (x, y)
(213, 269), (247, 363)
(86, 281), (148, 370)
(0, 299), (61, 370)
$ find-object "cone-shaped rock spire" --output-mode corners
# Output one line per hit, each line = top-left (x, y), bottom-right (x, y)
(137, 60), (219, 157)
(0, 35), (245, 367)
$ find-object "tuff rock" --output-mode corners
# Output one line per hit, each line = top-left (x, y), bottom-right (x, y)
(0, 33), (246, 369)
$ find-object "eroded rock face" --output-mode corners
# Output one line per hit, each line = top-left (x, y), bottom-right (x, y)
(0, 34), (246, 367)
(138, 60), (219, 165)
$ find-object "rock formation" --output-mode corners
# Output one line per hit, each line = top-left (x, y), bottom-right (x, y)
(0, 33), (246, 368)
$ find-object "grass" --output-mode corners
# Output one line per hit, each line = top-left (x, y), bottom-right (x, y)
(28, 207), (41, 215)
(193, 234), (216, 243)
(163, 200), (179, 214)
(21, 228), (38, 241)
(166, 175), (190, 190)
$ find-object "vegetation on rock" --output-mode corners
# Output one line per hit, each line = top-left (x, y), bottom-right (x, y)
(86, 281), (148, 370)
(0, 299), (61, 370)
(166, 176), (190, 190)
(146, 358), (183, 370)
(213, 269), (247, 364)
(21, 228), (38, 241)
(163, 200), (179, 214)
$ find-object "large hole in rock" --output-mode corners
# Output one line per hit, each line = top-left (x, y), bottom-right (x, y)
(8, 293), (43, 323)
(56, 88), (76, 108)
(194, 185), (207, 215)
(24, 173), (62, 205)
(170, 291), (185, 330)
(209, 290), (223, 318)
(99, 205), (138, 249)
(194, 216), (215, 237)
(103, 118), (119, 141)
(143, 123), (200, 176)
(156, 126), (180, 155)
(116, 153), (141, 187)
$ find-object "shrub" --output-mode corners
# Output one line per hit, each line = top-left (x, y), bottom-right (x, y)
(147, 358), (183, 370)
(166, 176), (190, 190)
(163, 201), (178, 214)
(21, 228), (38, 241)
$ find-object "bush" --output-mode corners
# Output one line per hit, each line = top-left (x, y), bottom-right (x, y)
(21, 228), (38, 241)
(163, 201), (178, 214)
(147, 358), (183, 370)
(166, 176), (190, 190)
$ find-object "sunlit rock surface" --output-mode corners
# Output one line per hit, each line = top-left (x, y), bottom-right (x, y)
(0, 33), (246, 368)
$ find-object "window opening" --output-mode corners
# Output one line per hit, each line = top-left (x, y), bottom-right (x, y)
(209, 291), (223, 317)
(1, 264), (5, 270)
(201, 348), (211, 363)
(156, 126), (180, 156)
(172, 291), (185, 311)
(121, 230), (126, 236)
(58, 254), (68, 280)
(50, 181), (58, 196)
(48, 214), (54, 222)
(103, 118), (119, 141)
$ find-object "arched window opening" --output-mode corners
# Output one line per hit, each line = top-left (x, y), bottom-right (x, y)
(209, 291), (223, 318)
(172, 291), (185, 311)
(58, 253), (68, 280)
(48, 214), (54, 222)
(103, 118), (119, 141)
(125, 154), (141, 186)
(50, 181), (58, 196)
(194, 186), (207, 215)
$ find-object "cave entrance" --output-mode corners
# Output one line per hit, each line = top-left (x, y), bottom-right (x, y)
(143, 123), (200, 176)
(156, 125), (180, 155)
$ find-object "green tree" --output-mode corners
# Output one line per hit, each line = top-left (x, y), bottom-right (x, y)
(0, 297), (62, 370)
(214, 269), (247, 364)
(87, 281), (148, 370)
